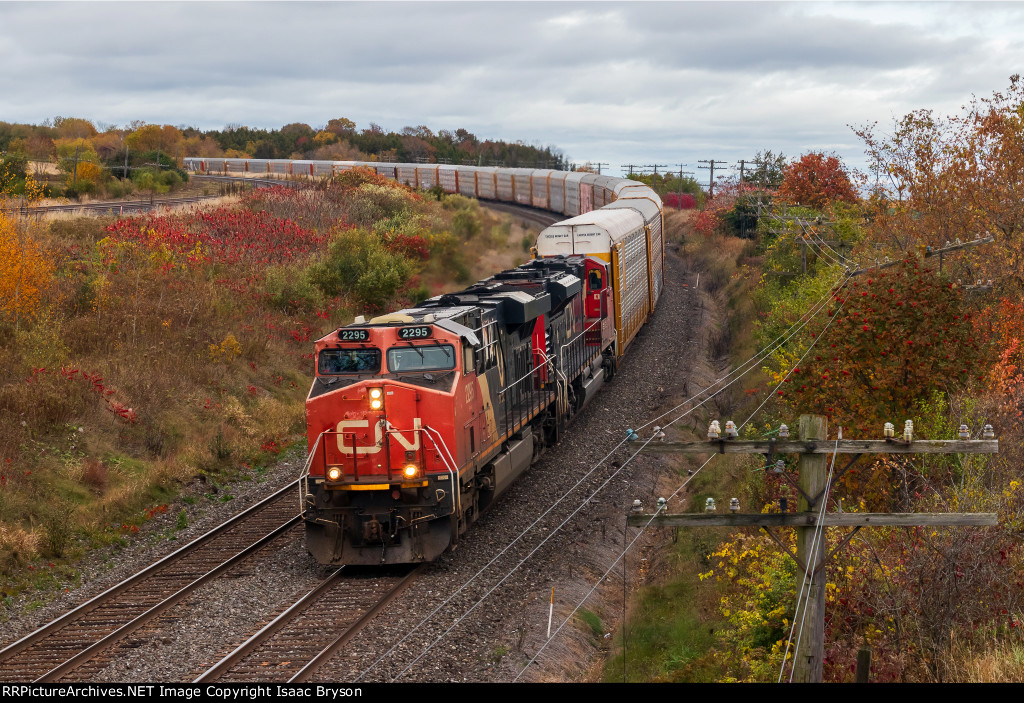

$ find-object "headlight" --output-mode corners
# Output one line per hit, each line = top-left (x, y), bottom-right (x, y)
(327, 467), (342, 481)
(369, 388), (383, 410)
(403, 464), (418, 479)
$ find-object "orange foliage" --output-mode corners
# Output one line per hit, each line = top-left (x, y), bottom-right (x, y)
(0, 213), (53, 325)
(855, 76), (1024, 290)
(776, 152), (859, 210)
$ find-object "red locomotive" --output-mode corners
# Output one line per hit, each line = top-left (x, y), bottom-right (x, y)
(296, 167), (664, 565)
(302, 256), (617, 564)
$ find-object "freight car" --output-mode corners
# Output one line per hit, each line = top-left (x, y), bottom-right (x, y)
(183, 157), (665, 565)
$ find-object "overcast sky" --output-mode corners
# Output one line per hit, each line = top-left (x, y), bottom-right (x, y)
(2, 1), (1023, 179)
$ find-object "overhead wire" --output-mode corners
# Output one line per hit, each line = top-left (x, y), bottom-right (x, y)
(359, 241), (853, 682)
(780, 434), (841, 683)
(515, 275), (852, 679)
(636, 263), (849, 434)
(353, 432), (631, 681)
(357, 265), (850, 681)
(387, 431), (662, 682)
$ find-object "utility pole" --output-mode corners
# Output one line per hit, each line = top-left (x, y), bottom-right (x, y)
(631, 415), (999, 683)
(70, 143), (82, 189)
(641, 164), (669, 192)
(736, 158), (753, 185)
(592, 162), (609, 175)
(698, 159), (729, 197)
(675, 164), (694, 211)
(621, 164), (640, 177)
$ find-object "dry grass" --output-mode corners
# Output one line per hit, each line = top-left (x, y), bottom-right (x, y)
(0, 524), (40, 568)
(945, 638), (1024, 682)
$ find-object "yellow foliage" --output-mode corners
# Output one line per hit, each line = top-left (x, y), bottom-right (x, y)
(0, 213), (53, 324)
(23, 173), (44, 204)
(209, 333), (242, 362)
(68, 160), (104, 186)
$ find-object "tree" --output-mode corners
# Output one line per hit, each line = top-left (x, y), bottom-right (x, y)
(313, 130), (339, 147)
(744, 149), (787, 189)
(91, 130), (125, 161)
(779, 258), (992, 439)
(776, 152), (859, 210)
(54, 138), (102, 189)
(0, 212), (52, 329)
(308, 227), (414, 312)
(401, 125), (434, 140)
(855, 75), (1024, 291)
(53, 116), (97, 140)
(126, 124), (182, 163)
(325, 117), (356, 137)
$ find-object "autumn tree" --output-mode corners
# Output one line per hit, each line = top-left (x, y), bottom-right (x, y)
(55, 138), (104, 192)
(325, 117), (356, 137)
(0, 212), (53, 329)
(90, 130), (126, 161)
(126, 124), (183, 165)
(776, 152), (859, 210)
(780, 258), (992, 440)
(856, 76), (1024, 292)
(53, 116), (97, 140)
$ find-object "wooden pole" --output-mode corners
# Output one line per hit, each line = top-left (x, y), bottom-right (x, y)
(629, 424), (998, 683)
(794, 414), (827, 683)
(856, 647), (871, 683)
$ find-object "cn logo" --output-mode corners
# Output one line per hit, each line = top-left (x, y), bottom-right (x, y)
(336, 418), (423, 455)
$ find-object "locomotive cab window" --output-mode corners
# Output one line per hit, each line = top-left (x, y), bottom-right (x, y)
(588, 269), (604, 290)
(318, 348), (381, 375)
(387, 344), (457, 373)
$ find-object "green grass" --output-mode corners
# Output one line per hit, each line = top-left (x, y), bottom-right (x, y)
(602, 543), (723, 683)
(578, 608), (604, 639)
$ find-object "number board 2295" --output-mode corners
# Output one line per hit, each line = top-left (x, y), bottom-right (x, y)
(398, 326), (431, 340)
(339, 329), (369, 342)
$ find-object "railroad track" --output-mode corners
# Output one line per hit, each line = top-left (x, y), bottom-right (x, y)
(0, 481), (301, 683)
(196, 565), (422, 683)
(479, 199), (561, 229)
(0, 175), (293, 217)
(2, 195), (221, 217)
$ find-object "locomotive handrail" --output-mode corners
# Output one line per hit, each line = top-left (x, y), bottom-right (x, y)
(470, 318), (500, 361)
(558, 318), (602, 378)
(298, 431), (329, 515)
(536, 349), (570, 416)
(422, 426), (459, 520)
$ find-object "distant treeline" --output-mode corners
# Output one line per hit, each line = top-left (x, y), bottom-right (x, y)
(0, 117), (566, 181)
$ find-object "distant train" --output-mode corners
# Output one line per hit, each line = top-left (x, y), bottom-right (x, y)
(184, 158), (665, 565)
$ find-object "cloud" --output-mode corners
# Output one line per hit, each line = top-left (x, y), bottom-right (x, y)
(2, 1), (1022, 172)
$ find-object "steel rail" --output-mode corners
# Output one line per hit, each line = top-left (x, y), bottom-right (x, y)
(289, 565), (424, 683)
(38, 515), (302, 682)
(195, 567), (347, 682)
(0, 479), (299, 662)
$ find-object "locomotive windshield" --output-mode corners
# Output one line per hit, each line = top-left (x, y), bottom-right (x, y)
(387, 344), (456, 373)
(318, 348), (381, 374)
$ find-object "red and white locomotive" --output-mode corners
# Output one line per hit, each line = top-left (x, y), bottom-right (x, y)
(185, 158), (665, 565)
(302, 255), (616, 564)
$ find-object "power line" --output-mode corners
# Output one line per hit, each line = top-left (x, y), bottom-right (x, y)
(698, 159), (730, 197)
(356, 259), (852, 682)
(516, 277), (853, 679)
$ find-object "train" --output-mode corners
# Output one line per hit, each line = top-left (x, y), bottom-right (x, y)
(184, 158), (665, 565)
